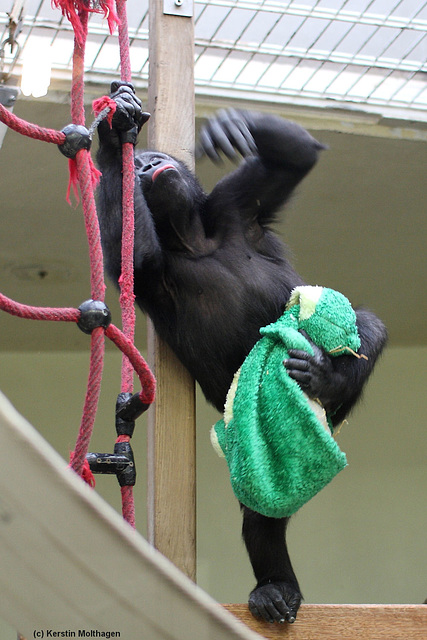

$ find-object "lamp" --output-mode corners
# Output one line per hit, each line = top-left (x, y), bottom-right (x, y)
(20, 40), (52, 98)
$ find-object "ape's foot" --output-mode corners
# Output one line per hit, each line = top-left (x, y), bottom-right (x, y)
(248, 581), (302, 624)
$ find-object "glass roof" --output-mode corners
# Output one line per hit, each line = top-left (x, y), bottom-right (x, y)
(1, 0), (427, 121)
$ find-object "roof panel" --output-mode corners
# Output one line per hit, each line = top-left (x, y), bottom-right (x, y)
(413, 86), (427, 105)
(237, 11), (280, 46)
(124, 0), (149, 29)
(412, 5), (427, 21)
(195, 5), (231, 41)
(237, 53), (274, 86)
(310, 20), (353, 55)
(264, 13), (306, 49)
(347, 67), (390, 99)
(357, 26), (401, 60)
(194, 47), (225, 81)
(283, 60), (323, 91)
(129, 42), (149, 75)
(370, 70), (408, 101)
(365, 0), (402, 19)
(315, 0), (348, 11)
(303, 61), (345, 93)
(340, 0), (376, 17)
(213, 50), (252, 83)
(334, 23), (378, 58)
(214, 8), (257, 43)
(392, 73), (426, 103)
(287, 17), (330, 51)
(382, 29), (425, 63)
(1, 0), (427, 121)
(258, 57), (299, 89)
(391, 0), (425, 20)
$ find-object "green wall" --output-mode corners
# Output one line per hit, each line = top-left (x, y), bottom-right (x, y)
(0, 345), (426, 637)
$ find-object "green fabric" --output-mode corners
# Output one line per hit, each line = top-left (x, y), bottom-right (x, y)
(212, 286), (361, 518)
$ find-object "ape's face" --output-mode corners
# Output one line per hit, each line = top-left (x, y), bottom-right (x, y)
(136, 152), (180, 187)
(135, 151), (197, 221)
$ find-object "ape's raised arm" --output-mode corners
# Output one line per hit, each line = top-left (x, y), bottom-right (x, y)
(199, 109), (325, 226)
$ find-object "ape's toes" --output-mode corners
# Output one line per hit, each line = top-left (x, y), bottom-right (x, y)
(248, 581), (302, 624)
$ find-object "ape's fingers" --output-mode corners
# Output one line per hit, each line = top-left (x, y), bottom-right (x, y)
(196, 127), (223, 163)
(283, 354), (310, 372)
(206, 118), (239, 160)
(283, 358), (311, 387)
(220, 109), (257, 157)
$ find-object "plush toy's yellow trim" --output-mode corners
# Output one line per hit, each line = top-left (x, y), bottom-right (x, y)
(210, 426), (225, 458)
(287, 285), (323, 321)
(307, 397), (331, 435)
(223, 368), (241, 426)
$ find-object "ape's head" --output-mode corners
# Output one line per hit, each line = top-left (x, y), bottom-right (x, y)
(135, 151), (205, 226)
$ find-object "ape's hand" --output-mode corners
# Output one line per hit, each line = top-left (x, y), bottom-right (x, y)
(249, 580), (302, 624)
(284, 339), (346, 413)
(109, 81), (150, 141)
(197, 108), (257, 163)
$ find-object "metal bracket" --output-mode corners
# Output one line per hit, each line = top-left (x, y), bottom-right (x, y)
(0, 85), (18, 108)
(86, 441), (136, 487)
(163, 0), (193, 18)
(0, 85), (19, 149)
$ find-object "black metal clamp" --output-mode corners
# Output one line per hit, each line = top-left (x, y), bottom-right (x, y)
(85, 392), (145, 487)
(86, 444), (136, 487)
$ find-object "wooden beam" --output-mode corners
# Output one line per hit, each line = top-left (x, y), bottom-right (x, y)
(146, 1), (196, 580)
(223, 604), (427, 640)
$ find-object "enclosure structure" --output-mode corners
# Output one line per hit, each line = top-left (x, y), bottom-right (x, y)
(0, 1), (426, 639)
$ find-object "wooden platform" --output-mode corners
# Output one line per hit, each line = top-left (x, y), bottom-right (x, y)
(224, 604), (427, 639)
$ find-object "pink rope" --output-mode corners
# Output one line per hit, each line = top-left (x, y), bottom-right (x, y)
(106, 324), (156, 405)
(0, 0), (156, 528)
(70, 327), (105, 475)
(116, 0), (132, 83)
(75, 150), (106, 302)
(0, 103), (65, 144)
(0, 292), (79, 322)
(114, 0), (140, 524)
(0, 291), (155, 404)
(71, 9), (87, 126)
(118, 143), (137, 394)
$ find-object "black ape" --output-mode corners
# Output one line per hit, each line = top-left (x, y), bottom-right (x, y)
(96, 84), (387, 624)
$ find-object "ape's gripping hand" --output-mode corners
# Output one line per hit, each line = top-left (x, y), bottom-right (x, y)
(109, 81), (150, 145)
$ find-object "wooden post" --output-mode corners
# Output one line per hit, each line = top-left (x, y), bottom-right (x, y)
(146, 0), (196, 581)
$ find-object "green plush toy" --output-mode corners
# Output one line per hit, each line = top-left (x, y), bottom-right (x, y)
(211, 285), (363, 518)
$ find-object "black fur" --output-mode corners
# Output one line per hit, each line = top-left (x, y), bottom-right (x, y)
(96, 85), (387, 624)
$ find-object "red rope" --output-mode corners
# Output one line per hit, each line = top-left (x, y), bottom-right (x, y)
(52, 0), (119, 48)
(0, 0), (156, 529)
(0, 103), (65, 144)
(0, 293), (155, 406)
(71, 9), (87, 126)
(118, 143), (137, 394)
(106, 324), (155, 405)
(116, 0), (132, 83)
(116, 0), (136, 392)
(114, 0), (140, 524)
(70, 327), (105, 476)
(75, 150), (105, 302)
(0, 292), (79, 322)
